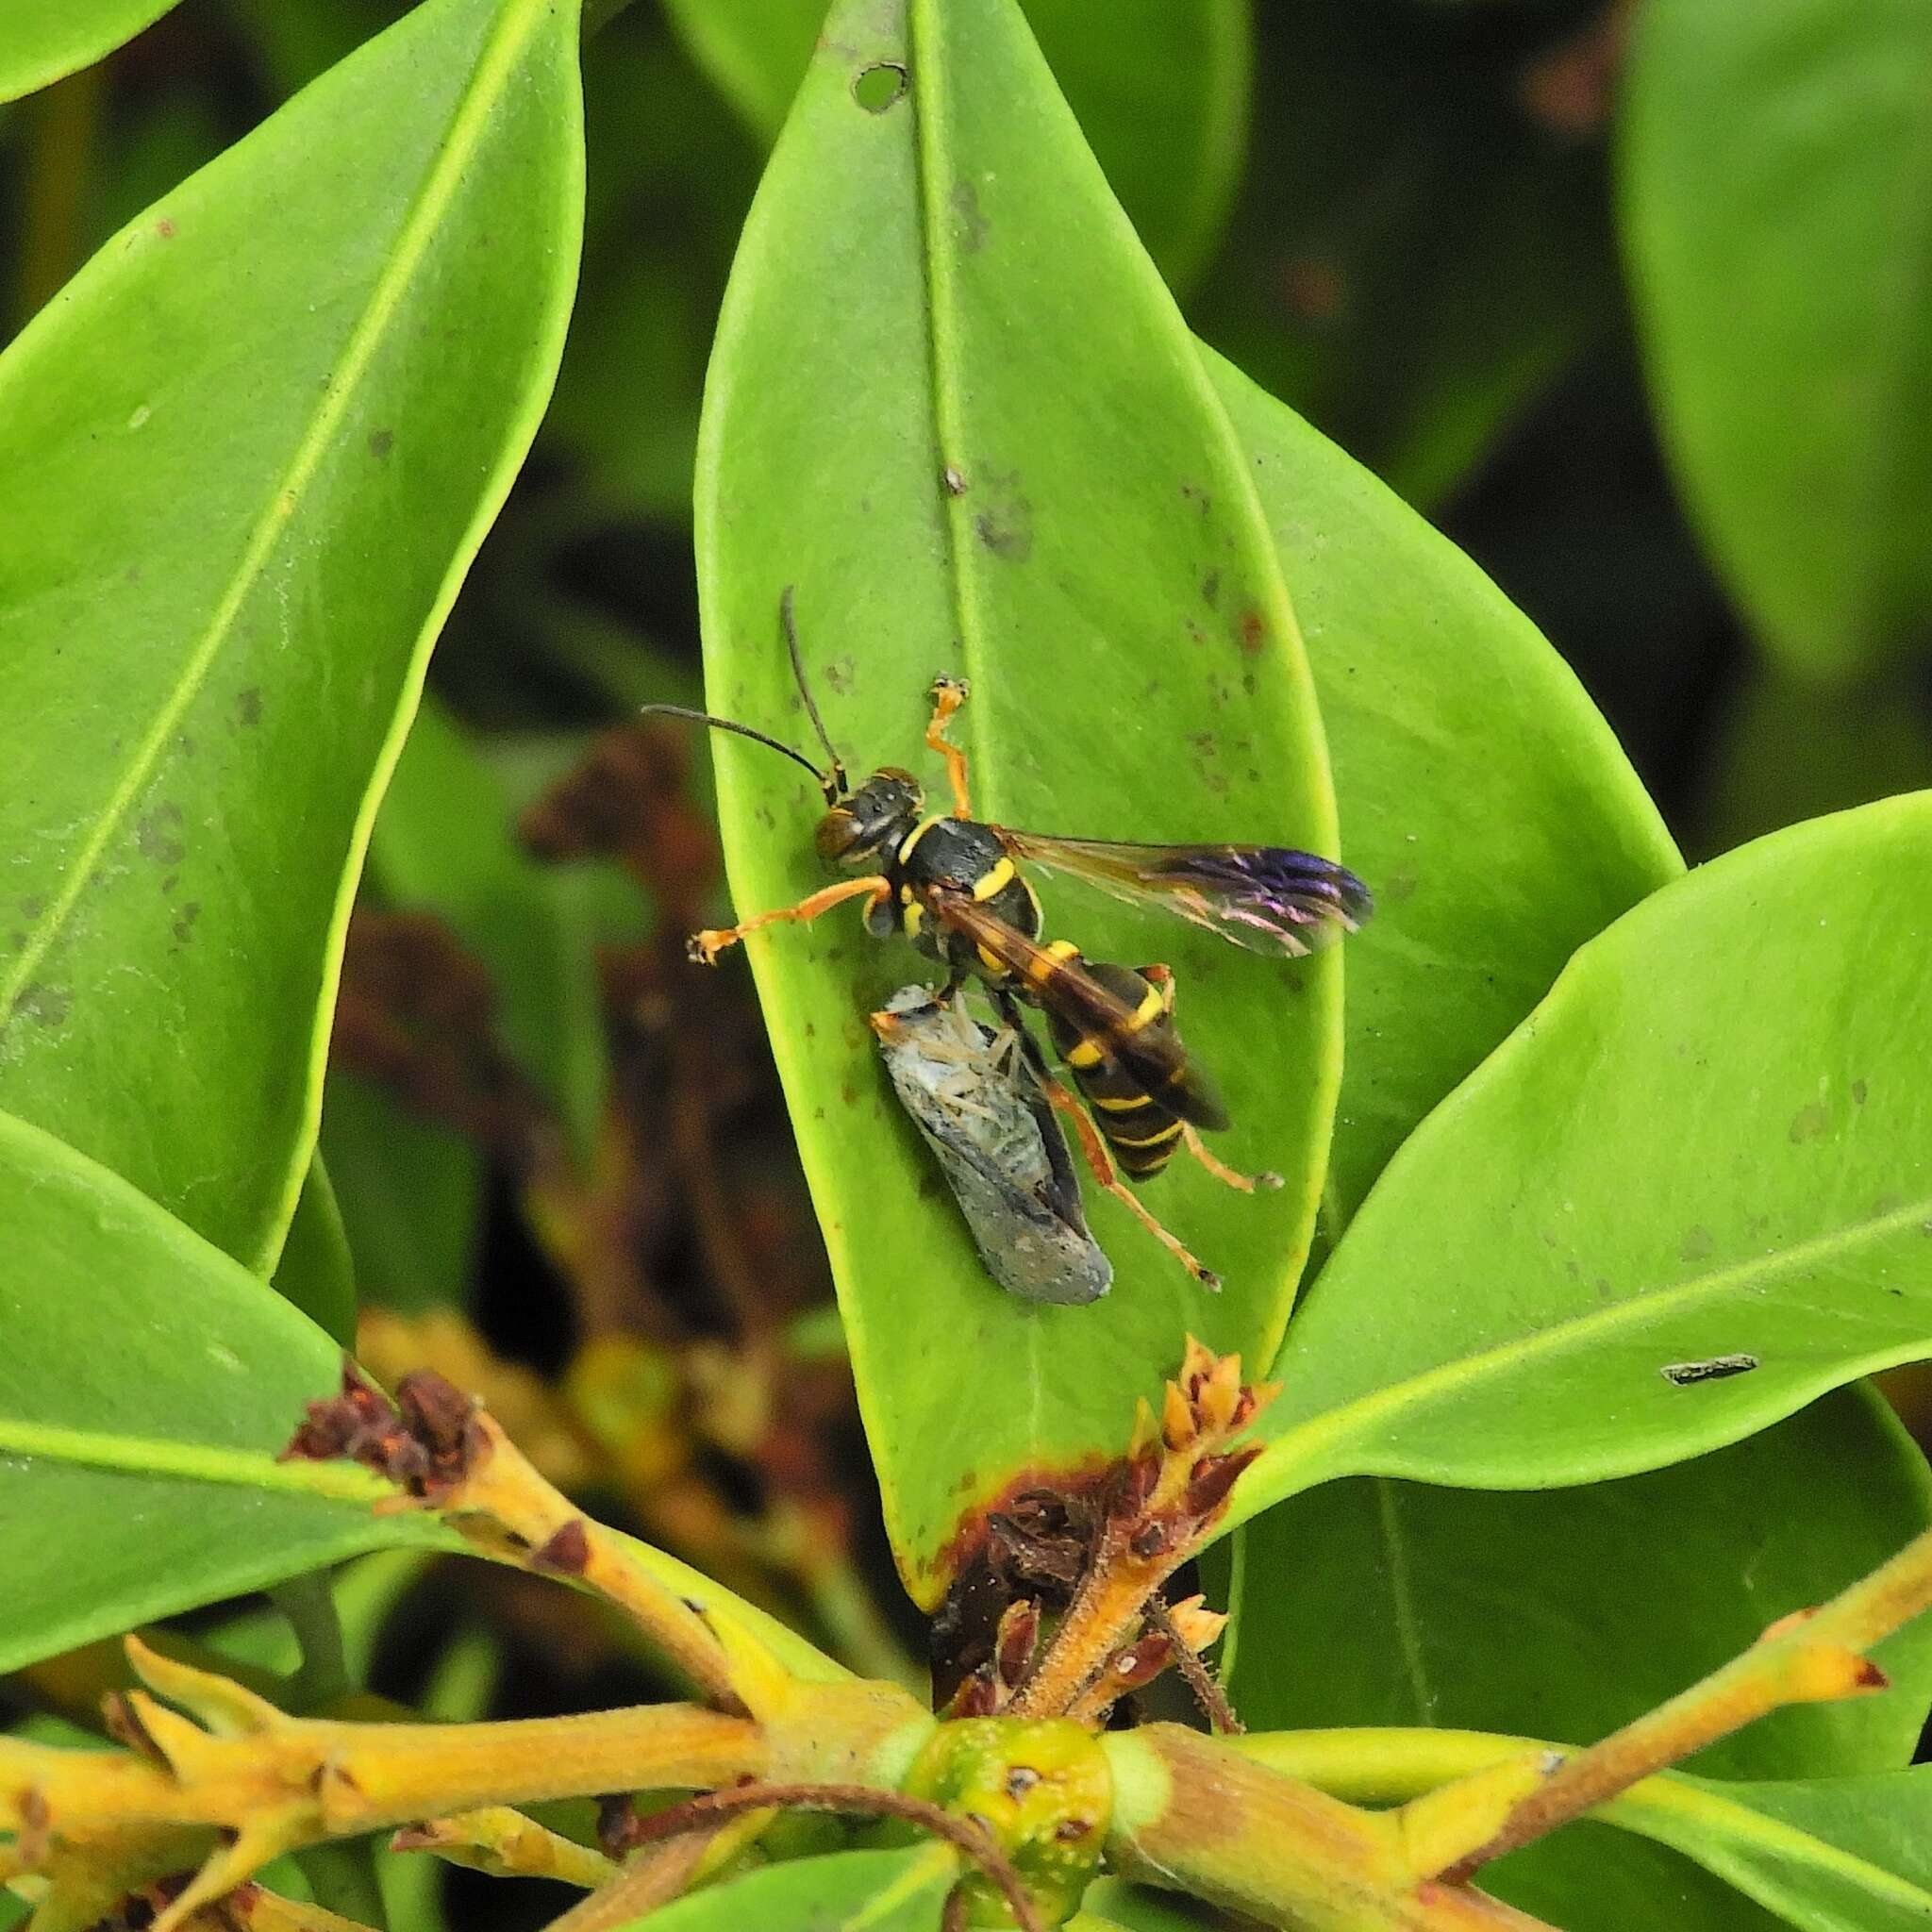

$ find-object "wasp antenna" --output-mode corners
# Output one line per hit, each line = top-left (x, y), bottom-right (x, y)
(778, 585), (849, 801)
(638, 704), (833, 791)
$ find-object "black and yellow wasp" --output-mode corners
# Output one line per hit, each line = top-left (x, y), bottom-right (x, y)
(646, 589), (1372, 1286)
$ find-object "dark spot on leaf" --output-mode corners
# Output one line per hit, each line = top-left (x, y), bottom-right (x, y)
(1679, 1224), (1713, 1263)
(1788, 1100), (1828, 1144)
(841, 1080), (859, 1106)
(974, 495), (1033, 562)
(1852, 1078), (1869, 1105)
(18, 983), (70, 1028)
(136, 804), (185, 866)
(160, 874), (178, 895)
(1179, 481), (1211, 514)
(154, 217), (175, 240)
(368, 428), (393, 459)
(951, 178), (989, 252)
(237, 688), (263, 728)
(1185, 619), (1206, 644)
(175, 733), (195, 758)
(853, 60), (908, 112)
(1239, 611), (1267, 654)
(1241, 672), (1257, 697)
(1201, 570), (1222, 608)
(823, 656), (857, 696)
(171, 902), (202, 945)
(19, 897), (42, 921)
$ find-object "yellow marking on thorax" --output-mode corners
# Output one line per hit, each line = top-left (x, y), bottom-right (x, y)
(975, 943), (1009, 978)
(904, 899), (924, 939)
(1124, 979), (1167, 1032)
(1066, 1036), (1106, 1069)
(971, 856), (1017, 901)
(897, 816), (941, 866)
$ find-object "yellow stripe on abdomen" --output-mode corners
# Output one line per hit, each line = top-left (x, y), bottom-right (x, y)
(970, 857), (1017, 901)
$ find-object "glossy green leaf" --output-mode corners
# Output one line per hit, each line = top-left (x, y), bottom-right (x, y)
(1620, 0), (1932, 680)
(371, 693), (610, 1164)
(0, 1106), (453, 1675)
(0, 0), (179, 102)
(617, 1846), (955, 1932)
(272, 1153), (358, 1344)
(1206, 348), (1681, 1221)
(0, 0), (584, 1271)
(1225, 1391), (1932, 1782)
(1191, 3), (1616, 507)
(1232, 793), (1932, 1529)
(662, 0), (1251, 294)
(1671, 1766), (1932, 1932)
(697, 0), (1341, 1605)
(318, 1070), (484, 1315)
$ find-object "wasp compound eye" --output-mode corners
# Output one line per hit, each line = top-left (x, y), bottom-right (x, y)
(815, 807), (866, 865)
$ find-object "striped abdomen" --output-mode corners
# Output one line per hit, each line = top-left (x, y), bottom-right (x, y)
(1041, 949), (1226, 1175)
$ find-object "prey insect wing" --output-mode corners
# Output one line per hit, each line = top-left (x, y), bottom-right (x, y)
(927, 893), (1229, 1130)
(872, 988), (1111, 1307)
(991, 829), (1372, 958)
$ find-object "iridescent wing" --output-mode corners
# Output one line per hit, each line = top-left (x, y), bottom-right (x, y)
(928, 895), (1229, 1130)
(991, 829), (1372, 958)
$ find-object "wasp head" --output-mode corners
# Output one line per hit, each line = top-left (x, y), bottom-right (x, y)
(816, 767), (924, 869)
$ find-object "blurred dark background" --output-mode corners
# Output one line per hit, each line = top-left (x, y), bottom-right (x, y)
(5, 0), (1929, 1921)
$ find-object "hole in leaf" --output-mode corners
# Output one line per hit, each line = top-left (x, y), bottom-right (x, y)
(853, 61), (908, 112)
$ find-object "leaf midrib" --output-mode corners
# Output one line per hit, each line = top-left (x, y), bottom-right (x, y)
(0, 1415), (392, 1502)
(1257, 1191), (1932, 1491)
(0, 0), (550, 1104)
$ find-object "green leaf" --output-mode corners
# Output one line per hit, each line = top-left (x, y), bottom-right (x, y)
(1663, 1766), (1932, 1932)
(1233, 793), (1932, 1527)
(0, 0), (178, 102)
(619, 1847), (956, 1932)
(1223, 1391), (1932, 1775)
(272, 1153), (358, 1344)
(662, 0), (1251, 294)
(371, 692), (612, 1165)
(1205, 348), (1681, 1221)
(0, 1106), (452, 1675)
(0, 0), (584, 1271)
(319, 1070), (484, 1315)
(1620, 0), (1932, 680)
(697, 0), (1341, 1605)
(0, 1099), (841, 1680)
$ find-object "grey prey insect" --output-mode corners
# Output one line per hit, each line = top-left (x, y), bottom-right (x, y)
(870, 986), (1112, 1307)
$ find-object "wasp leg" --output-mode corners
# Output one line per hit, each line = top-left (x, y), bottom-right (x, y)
(691, 874), (890, 965)
(1179, 1122), (1283, 1194)
(925, 675), (974, 819)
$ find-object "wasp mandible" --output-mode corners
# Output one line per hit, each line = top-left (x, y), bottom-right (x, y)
(644, 590), (1373, 1286)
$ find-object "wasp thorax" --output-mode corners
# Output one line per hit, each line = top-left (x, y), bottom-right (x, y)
(813, 767), (924, 868)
